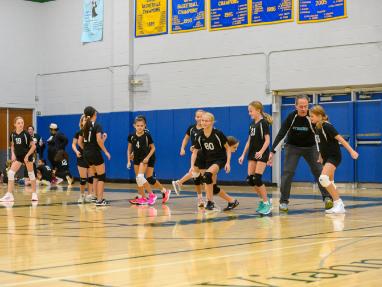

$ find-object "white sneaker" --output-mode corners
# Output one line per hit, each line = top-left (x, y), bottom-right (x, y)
(172, 180), (181, 195)
(55, 177), (64, 185)
(66, 176), (73, 186)
(0, 193), (14, 202)
(78, 195), (85, 204)
(85, 194), (94, 203)
(325, 200), (345, 214)
(31, 192), (38, 202)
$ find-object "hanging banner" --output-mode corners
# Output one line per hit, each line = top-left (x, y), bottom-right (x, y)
(81, 0), (104, 43)
(171, 0), (206, 33)
(298, 0), (346, 23)
(251, 0), (293, 25)
(210, 0), (249, 31)
(136, 0), (168, 37)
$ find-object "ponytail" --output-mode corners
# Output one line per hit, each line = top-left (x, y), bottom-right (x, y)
(83, 116), (92, 139)
(261, 112), (273, 125)
(249, 101), (272, 125)
(310, 105), (329, 129)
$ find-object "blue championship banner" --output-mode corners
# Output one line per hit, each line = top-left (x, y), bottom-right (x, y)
(298, 0), (347, 23)
(210, 0), (249, 31)
(81, 0), (104, 43)
(251, 0), (293, 25)
(136, 0), (168, 37)
(171, 0), (206, 33)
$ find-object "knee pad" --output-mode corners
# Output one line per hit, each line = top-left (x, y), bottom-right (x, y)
(192, 171), (200, 178)
(80, 177), (87, 186)
(254, 173), (263, 187)
(319, 174), (331, 187)
(246, 175), (255, 186)
(146, 176), (156, 185)
(203, 172), (213, 184)
(213, 184), (221, 195)
(97, 173), (106, 182)
(193, 175), (203, 186)
(28, 171), (36, 181)
(7, 170), (15, 181)
(136, 174), (147, 187)
(88, 176), (94, 184)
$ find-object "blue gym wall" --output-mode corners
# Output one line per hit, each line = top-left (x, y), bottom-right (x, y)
(37, 105), (273, 184)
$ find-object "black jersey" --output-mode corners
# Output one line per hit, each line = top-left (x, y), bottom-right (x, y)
(38, 165), (53, 181)
(74, 131), (84, 154)
(56, 158), (70, 172)
(248, 119), (270, 155)
(10, 131), (32, 156)
(128, 131), (154, 160)
(194, 128), (227, 162)
(186, 124), (203, 146)
(82, 122), (103, 151)
(315, 122), (341, 158)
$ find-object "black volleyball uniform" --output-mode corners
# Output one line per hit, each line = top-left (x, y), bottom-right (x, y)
(74, 131), (89, 168)
(82, 122), (104, 166)
(186, 124), (205, 169)
(128, 131), (156, 167)
(315, 122), (342, 167)
(37, 165), (53, 182)
(194, 128), (228, 170)
(247, 119), (270, 163)
(55, 158), (72, 179)
(10, 131), (34, 163)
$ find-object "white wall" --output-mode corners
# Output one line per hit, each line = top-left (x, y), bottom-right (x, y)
(34, 0), (382, 115)
(0, 0), (42, 109)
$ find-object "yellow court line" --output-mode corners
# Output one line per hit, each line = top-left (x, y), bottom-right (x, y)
(3, 234), (380, 287)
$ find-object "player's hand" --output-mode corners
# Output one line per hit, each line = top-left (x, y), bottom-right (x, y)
(351, 151), (359, 160)
(267, 153), (273, 166)
(190, 146), (195, 153)
(238, 155), (244, 165)
(180, 148), (186, 156)
(255, 151), (263, 159)
(24, 155), (29, 163)
(225, 163), (231, 174)
(127, 161), (131, 169)
(105, 151), (111, 160)
(75, 151), (81, 158)
(143, 157), (149, 164)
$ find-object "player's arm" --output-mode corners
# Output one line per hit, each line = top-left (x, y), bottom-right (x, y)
(180, 134), (190, 155)
(96, 133), (111, 160)
(144, 143), (155, 163)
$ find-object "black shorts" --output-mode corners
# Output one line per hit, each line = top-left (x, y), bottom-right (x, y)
(77, 157), (89, 169)
(247, 149), (270, 163)
(83, 149), (104, 166)
(16, 154), (34, 163)
(205, 159), (227, 170)
(322, 155), (342, 168)
(194, 150), (206, 170)
(134, 157), (155, 168)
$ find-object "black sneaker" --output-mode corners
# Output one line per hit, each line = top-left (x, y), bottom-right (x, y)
(95, 199), (110, 206)
(205, 201), (215, 211)
(223, 199), (239, 211)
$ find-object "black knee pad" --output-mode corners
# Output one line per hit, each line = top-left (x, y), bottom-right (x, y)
(254, 173), (263, 187)
(203, 172), (213, 184)
(80, 177), (87, 186)
(193, 174), (203, 186)
(146, 176), (156, 185)
(213, 184), (221, 195)
(97, 173), (106, 182)
(246, 175), (256, 186)
(88, 176), (94, 184)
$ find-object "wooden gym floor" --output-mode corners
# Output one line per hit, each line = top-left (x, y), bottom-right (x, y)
(0, 183), (382, 287)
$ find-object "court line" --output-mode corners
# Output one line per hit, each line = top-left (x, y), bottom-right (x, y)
(1, 235), (372, 287)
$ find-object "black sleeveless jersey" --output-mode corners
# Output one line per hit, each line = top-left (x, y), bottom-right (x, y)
(186, 124), (203, 146)
(10, 131), (32, 156)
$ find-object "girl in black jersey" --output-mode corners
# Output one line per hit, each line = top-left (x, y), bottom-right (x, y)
(310, 105), (358, 214)
(0, 117), (38, 202)
(54, 150), (74, 186)
(192, 112), (239, 211)
(239, 101), (273, 215)
(78, 106), (111, 206)
(127, 116), (171, 205)
(72, 115), (96, 203)
(172, 109), (206, 207)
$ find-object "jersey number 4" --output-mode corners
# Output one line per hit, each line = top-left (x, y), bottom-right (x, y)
(204, 143), (215, 150)
(136, 141), (140, 149)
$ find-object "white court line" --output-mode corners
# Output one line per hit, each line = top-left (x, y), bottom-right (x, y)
(4, 233), (382, 287)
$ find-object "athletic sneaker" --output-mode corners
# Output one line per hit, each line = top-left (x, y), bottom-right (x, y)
(55, 177), (64, 185)
(31, 192), (38, 202)
(279, 203), (288, 212)
(258, 202), (272, 215)
(172, 180), (181, 195)
(85, 194), (94, 203)
(77, 195), (85, 204)
(129, 196), (140, 204)
(256, 201), (264, 212)
(325, 199), (345, 214)
(95, 199), (110, 206)
(223, 199), (239, 211)
(162, 189), (171, 204)
(324, 197), (334, 210)
(0, 192), (14, 202)
(136, 197), (148, 205)
(205, 201), (220, 211)
(66, 176), (74, 186)
(197, 197), (205, 208)
(147, 193), (157, 205)
(90, 196), (97, 203)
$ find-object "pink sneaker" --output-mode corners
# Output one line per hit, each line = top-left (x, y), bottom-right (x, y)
(147, 193), (157, 205)
(136, 197), (148, 205)
(162, 189), (171, 204)
(129, 197), (140, 205)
